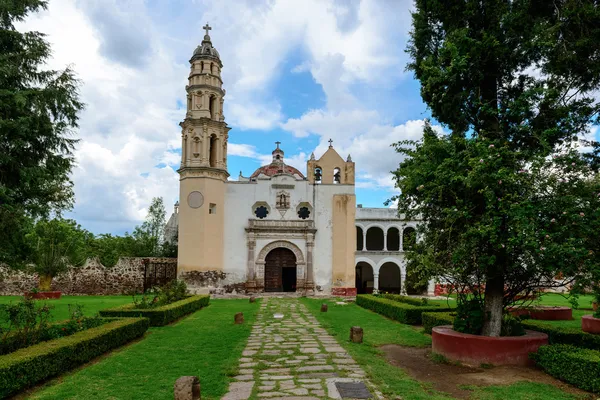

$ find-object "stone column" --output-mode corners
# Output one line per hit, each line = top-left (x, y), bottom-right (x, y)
(373, 273), (379, 294)
(246, 235), (256, 292)
(383, 231), (388, 251)
(400, 228), (404, 252)
(400, 267), (407, 294)
(427, 278), (436, 296)
(306, 234), (314, 291)
(362, 230), (367, 251)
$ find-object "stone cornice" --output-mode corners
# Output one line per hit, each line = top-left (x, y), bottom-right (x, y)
(245, 219), (317, 235)
(178, 167), (229, 181)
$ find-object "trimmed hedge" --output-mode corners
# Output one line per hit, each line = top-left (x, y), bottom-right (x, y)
(381, 294), (433, 307)
(356, 295), (453, 325)
(531, 344), (600, 393)
(0, 317), (149, 398)
(422, 311), (456, 334)
(521, 319), (600, 351)
(99, 295), (210, 326)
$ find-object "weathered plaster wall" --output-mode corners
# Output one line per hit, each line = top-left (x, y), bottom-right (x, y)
(0, 257), (173, 295)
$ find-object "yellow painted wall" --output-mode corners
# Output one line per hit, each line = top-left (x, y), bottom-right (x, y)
(178, 175), (225, 272)
(331, 194), (356, 286)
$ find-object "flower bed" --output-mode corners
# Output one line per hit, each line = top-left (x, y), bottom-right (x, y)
(24, 291), (62, 300)
(432, 325), (548, 366)
(99, 295), (210, 326)
(0, 317), (149, 398)
(356, 295), (453, 325)
(531, 344), (600, 393)
(582, 315), (600, 335)
(521, 319), (600, 350)
(509, 306), (573, 320)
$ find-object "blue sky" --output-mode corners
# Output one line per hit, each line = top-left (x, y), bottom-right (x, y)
(20, 0), (599, 235)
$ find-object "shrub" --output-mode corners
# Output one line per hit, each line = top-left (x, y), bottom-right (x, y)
(133, 279), (189, 309)
(521, 320), (600, 350)
(453, 298), (485, 335)
(380, 293), (431, 307)
(356, 295), (452, 325)
(100, 295), (210, 326)
(422, 312), (456, 334)
(531, 344), (600, 393)
(0, 317), (149, 398)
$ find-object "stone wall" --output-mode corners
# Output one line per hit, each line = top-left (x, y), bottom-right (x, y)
(0, 257), (175, 296)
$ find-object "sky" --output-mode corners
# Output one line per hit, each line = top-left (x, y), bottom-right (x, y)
(18, 0), (598, 236)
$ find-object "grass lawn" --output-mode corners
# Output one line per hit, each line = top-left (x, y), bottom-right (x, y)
(0, 295), (133, 323)
(302, 298), (583, 400)
(21, 299), (258, 400)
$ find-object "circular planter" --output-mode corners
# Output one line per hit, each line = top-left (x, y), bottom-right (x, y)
(24, 291), (62, 300)
(582, 315), (600, 335)
(509, 306), (572, 320)
(432, 325), (548, 366)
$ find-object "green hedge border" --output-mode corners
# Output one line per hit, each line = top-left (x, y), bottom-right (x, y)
(531, 344), (600, 393)
(422, 311), (456, 334)
(521, 319), (600, 351)
(356, 295), (453, 325)
(0, 317), (149, 398)
(380, 293), (433, 307)
(99, 295), (210, 326)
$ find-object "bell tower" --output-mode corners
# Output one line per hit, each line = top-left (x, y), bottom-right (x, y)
(178, 23), (229, 274)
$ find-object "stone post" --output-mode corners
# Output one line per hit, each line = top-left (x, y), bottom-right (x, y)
(234, 312), (244, 324)
(174, 376), (201, 400)
(321, 304), (328, 312)
(350, 326), (363, 343)
(400, 269), (407, 295)
(249, 296), (256, 303)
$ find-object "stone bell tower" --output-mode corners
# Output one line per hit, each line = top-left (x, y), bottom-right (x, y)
(177, 23), (229, 274)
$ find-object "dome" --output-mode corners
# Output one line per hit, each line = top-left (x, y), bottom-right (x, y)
(249, 142), (305, 179)
(191, 24), (221, 62)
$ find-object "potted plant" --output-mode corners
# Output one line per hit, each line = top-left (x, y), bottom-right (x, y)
(24, 218), (91, 300)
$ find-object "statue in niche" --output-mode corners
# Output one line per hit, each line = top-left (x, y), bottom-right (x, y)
(276, 191), (290, 209)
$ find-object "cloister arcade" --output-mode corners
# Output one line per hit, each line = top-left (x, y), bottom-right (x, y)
(354, 207), (433, 296)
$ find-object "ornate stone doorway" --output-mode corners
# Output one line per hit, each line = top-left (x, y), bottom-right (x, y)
(264, 247), (297, 292)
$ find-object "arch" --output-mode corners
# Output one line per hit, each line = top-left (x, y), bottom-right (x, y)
(256, 240), (305, 266)
(314, 166), (322, 184)
(366, 227), (384, 251)
(209, 134), (218, 167)
(387, 227), (400, 251)
(264, 247), (297, 292)
(402, 226), (416, 251)
(378, 262), (401, 294)
(356, 226), (364, 251)
(355, 261), (374, 294)
(333, 167), (341, 184)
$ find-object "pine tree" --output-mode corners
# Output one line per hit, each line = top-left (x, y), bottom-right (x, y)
(0, 0), (84, 264)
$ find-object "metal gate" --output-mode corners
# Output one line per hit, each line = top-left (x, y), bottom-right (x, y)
(142, 258), (178, 292)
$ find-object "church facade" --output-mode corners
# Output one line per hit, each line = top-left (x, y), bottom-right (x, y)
(168, 27), (431, 296)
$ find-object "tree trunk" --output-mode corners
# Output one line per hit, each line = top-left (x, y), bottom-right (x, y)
(482, 275), (504, 336)
(39, 274), (53, 291)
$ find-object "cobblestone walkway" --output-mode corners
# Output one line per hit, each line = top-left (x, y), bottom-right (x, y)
(222, 298), (380, 400)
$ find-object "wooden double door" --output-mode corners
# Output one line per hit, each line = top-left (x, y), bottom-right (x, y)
(264, 247), (297, 292)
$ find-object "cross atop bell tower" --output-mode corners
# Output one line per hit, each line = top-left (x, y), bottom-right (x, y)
(203, 23), (211, 36)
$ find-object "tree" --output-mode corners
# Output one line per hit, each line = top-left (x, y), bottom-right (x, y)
(394, 0), (600, 336)
(25, 218), (93, 291)
(0, 0), (84, 265)
(133, 197), (167, 257)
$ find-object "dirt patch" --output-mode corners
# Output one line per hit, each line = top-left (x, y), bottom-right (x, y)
(380, 344), (593, 399)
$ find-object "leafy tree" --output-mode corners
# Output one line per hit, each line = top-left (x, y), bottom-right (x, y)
(25, 218), (93, 291)
(87, 233), (139, 267)
(394, 0), (600, 336)
(0, 0), (83, 265)
(134, 197), (167, 257)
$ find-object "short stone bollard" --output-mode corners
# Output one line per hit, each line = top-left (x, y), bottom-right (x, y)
(321, 304), (328, 312)
(249, 296), (256, 303)
(234, 312), (244, 324)
(174, 376), (201, 400)
(350, 326), (363, 343)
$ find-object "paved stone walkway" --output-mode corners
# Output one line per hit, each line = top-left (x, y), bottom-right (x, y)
(222, 298), (381, 400)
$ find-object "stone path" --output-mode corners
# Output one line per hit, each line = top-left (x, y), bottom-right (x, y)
(222, 298), (381, 400)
